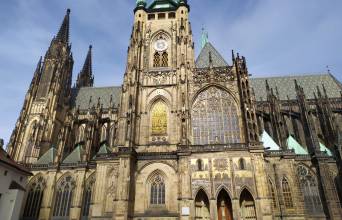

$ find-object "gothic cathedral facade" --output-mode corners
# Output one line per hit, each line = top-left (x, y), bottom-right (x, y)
(6, 1), (342, 220)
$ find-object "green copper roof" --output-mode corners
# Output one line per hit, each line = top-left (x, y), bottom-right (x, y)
(148, 0), (178, 10)
(97, 143), (112, 155)
(63, 145), (85, 163)
(287, 136), (308, 155)
(261, 130), (280, 150)
(36, 147), (57, 164)
(196, 42), (229, 68)
(319, 142), (333, 156)
(201, 28), (209, 49)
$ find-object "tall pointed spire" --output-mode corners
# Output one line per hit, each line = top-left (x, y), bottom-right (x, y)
(201, 27), (209, 49)
(56, 9), (71, 44)
(76, 45), (94, 88)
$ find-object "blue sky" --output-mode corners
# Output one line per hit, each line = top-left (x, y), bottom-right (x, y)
(0, 0), (342, 146)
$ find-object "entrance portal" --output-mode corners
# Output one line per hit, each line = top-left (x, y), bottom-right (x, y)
(240, 189), (256, 220)
(195, 190), (210, 220)
(217, 189), (233, 220)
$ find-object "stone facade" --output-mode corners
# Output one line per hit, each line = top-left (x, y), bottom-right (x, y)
(5, 1), (342, 220)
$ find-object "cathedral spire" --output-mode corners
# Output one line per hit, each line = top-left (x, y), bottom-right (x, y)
(56, 9), (71, 44)
(76, 45), (94, 88)
(201, 27), (209, 49)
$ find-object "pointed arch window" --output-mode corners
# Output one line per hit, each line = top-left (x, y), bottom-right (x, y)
(77, 124), (86, 144)
(151, 101), (168, 136)
(191, 87), (241, 145)
(100, 123), (108, 143)
(53, 175), (75, 219)
(197, 159), (203, 171)
(150, 175), (165, 205)
(268, 179), (277, 208)
(82, 175), (95, 218)
(240, 189), (256, 220)
(161, 52), (168, 67)
(153, 52), (161, 67)
(282, 178), (294, 209)
(297, 165), (323, 214)
(239, 158), (246, 170)
(23, 176), (45, 220)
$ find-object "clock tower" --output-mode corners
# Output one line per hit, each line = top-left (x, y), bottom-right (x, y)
(117, 0), (193, 150)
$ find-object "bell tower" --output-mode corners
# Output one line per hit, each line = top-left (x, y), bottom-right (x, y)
(117, 0), (193, 149)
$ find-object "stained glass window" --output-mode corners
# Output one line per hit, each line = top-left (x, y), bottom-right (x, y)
(82, 176), (95, 218)
(161, 52), (168, 67)
(53, 175), (75, 219)
(150, 175), (165, 205)
(297, 165), (323, 214)
(23, 176), (45, 220)
(282, 178), (294, 209)
(153, 52), (161, 67)
(192, 87), (241, 145)
(151, 101), (167, 135)
(268, 179), (277, 208)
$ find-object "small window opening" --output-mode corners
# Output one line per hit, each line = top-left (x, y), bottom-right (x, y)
(158, 13), (166, 19)
(168, 12), (176, 19)
(148, 14), (155, 20)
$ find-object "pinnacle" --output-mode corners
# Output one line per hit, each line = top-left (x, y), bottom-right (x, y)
(56, 9), (71, 44)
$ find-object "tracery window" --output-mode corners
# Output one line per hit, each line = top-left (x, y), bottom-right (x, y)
(23, 176), (45, 220)
(153, 52), (161, 67)
(53, 175), (75, 219)
(161, 52), (168, 67)
(297, 165), (323, 214)
(282, 178), (294, 209)
(82, 175), (95, 218)
(150, 175), (165, 205)
(151, 101), (168, 136)
(192, 87), (240, 145)
(268, 179), (277, 208)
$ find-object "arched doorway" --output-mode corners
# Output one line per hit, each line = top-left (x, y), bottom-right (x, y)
(217, 189), (233, 220)
(240, 189), (256, 220)
(195, 189), (210, 220)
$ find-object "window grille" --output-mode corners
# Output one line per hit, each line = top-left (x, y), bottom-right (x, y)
(191, 87), (241, 145)
(282, 178), (294, 208)
(161, 52), (168, 67)
(153, 52), (160, 67)
(150, 175), (165, 205)
(23, 176), (45, 220)
(82, 176), (95, 219)
(268, 179), (277, 208)
(297, 165), (323, 214)
(52, 175), (75, 219)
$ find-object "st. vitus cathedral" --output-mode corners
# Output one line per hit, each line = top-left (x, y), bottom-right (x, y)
(6, 0), (342, 220)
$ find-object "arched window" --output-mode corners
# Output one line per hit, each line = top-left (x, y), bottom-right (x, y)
(100, 123), (108, 143)
(192, 87), (240, 145)
(161, 52), (168, 67)
(197, 159), (203, 171)
(77, 124), (86, 143)
(239, 158), (246, 170)
(109, 124), (116, 147)
(268, 179), (277, 208)
(153, 52), (161, 67)
(23, 176), (45, 220)
(195, 190), (210, 220)
(282, 178), (294, 209)
(297, 165), (323, 214)
(151, 101), (168, 136)
(53, 175), (75, 219)
(150, 175), (165, 205)
(82, 175), (95, 218)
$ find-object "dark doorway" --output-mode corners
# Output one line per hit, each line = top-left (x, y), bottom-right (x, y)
(217, 189), (233, 220)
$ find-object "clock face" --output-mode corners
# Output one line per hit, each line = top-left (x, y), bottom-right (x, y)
(154, 39), (168, 51)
